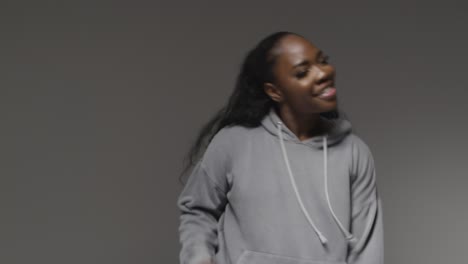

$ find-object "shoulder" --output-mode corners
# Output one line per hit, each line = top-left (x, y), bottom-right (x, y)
(199, 125), (253, 187)
(333, 132), (372, 157)
(346, 133), (373, 156)
(346, 133), (376, 180)
(201, 125), (252, 166)
(212, 124), (251, 142)
(207, 125), (252, 152)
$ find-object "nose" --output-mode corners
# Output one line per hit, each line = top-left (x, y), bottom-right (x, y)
(313, 65), (333, 85)
(317, 69), (326, 79)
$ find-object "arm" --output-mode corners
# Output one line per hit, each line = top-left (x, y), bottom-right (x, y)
(347, 137), (384, 264)
(177, 131), (231, 264)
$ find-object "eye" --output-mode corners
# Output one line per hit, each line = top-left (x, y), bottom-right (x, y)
(295, 69), (309, 79)
(319, 55), (330, 64)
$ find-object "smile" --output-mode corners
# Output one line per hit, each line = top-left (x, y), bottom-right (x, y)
(317, 86), (336, 99)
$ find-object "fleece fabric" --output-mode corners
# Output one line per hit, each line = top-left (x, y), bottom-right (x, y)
(177, 107), (384, 264)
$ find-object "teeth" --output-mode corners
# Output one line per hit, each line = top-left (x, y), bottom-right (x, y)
(321, 87), (331, 94)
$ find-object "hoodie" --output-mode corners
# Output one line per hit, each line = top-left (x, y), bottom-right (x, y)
(177, 107), (384, 264)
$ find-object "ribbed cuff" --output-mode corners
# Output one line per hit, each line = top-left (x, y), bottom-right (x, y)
(181, 244), (213, 264)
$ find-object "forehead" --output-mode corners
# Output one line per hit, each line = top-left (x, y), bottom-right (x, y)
(273, 35), (320, 67)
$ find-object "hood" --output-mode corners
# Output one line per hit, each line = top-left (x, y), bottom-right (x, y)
(260, 106), (358, 247)
(260, 107), (352, 148)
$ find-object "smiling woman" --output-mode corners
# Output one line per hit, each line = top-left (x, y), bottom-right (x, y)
(177, 31), (384, 264)
(263, 34), (339, 141)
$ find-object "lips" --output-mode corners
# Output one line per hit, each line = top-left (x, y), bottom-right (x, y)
(316, 80), (335, 95)
(317, 86), (336, 99)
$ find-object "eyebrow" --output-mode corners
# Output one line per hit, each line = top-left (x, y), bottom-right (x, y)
(292, 50), (323, 69)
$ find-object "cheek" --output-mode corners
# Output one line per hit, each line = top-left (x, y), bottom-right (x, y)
(290, 78), (315, 97)
(277, 75), (315, 102)
(282, 84), (309, 102)
(286, 81), (327, 110)
(285, 84), (318, 108)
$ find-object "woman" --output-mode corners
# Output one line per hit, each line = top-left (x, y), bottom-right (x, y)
(177, 31), (384, 264)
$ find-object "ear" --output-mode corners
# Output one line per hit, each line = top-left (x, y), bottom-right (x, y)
(263, 82), (283, 103)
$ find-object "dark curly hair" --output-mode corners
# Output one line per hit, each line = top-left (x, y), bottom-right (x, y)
(179, 31), (347, 184)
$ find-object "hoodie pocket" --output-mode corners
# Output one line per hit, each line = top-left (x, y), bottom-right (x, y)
(236, 250), (346, 264)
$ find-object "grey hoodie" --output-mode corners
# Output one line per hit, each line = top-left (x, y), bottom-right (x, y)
(177, 107), (384, 264)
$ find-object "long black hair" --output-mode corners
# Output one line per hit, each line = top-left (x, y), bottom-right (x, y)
(179, 31), (347, 184)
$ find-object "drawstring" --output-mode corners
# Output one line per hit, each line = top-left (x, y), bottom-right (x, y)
(323, 135), (358, 245)
(277, 120), (328, 245)
(276, 120), (357, 246)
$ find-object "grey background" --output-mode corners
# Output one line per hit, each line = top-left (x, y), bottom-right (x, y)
(1, 1), (467, 263)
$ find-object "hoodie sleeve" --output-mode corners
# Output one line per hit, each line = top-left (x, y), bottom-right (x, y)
(177, 131), (231, 264)
(347, 136), (384, 264)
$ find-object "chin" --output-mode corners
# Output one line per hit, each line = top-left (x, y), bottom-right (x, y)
(322, 100), (338, 111)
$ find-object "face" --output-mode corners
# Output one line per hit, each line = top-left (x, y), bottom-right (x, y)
(264, 34), (337, 115)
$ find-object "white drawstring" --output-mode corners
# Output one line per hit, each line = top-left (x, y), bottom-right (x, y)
(277, 120), (328, 245)
(323, 136), (358, 244)
(276, 120), (357, 246)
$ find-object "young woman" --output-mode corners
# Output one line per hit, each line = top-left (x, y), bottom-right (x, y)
(177, 31), (384, 264)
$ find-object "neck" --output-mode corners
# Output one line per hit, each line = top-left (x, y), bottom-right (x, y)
(274, 106), (327, 141)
